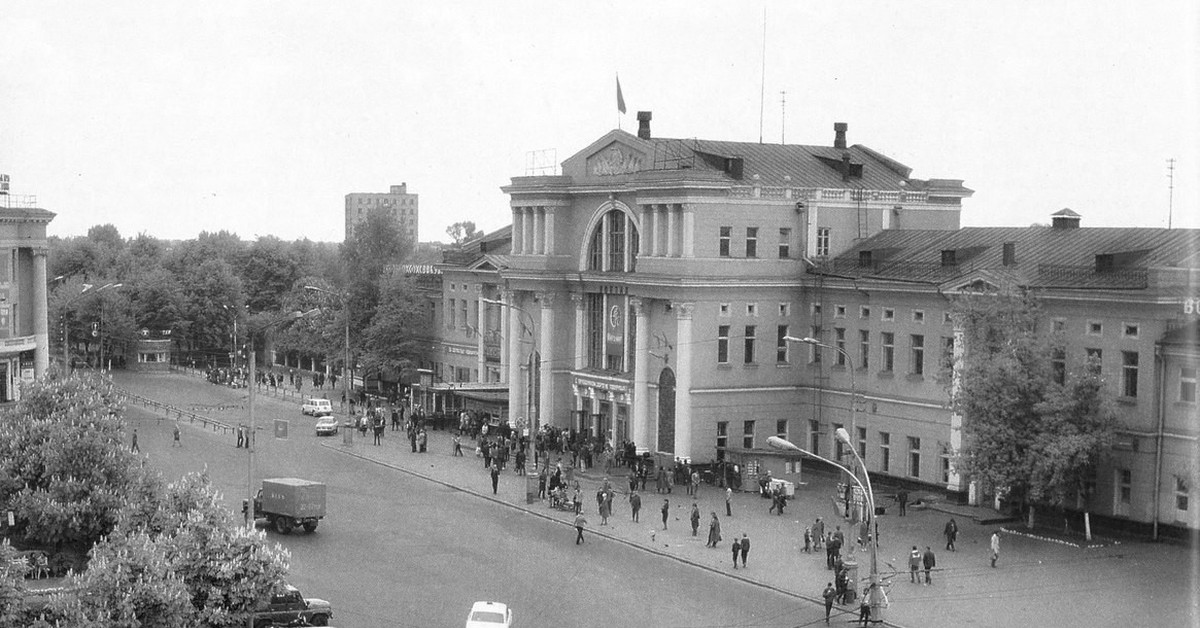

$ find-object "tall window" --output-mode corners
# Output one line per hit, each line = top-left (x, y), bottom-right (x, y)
(816, 227), (831, 257)
(776, 419), (789, 438)
(1052, 347), (1067, 385)
(745, 227), (758, 258)
(607, 210), (626, 270)
(809, 420), (820, 454)
(1117, 468), (1132, 505)
(940, 448), (952, 483)
(776, 325), (789, 364)
(587, 209), (638, 272)
(910, 334), (925, 376)
(743, 420), (755, 449)
(1122, 351), (1139, 398)
(716, 421), (728, 451)
(834, 328), (847, 366)
(1086, 348), (1103, 375)
(881, 332), (895, 372)
(447, 298), (457, 328)
(717, 325), (730, 364)
(587, 294), (604, 369)
(719, 226), (731, 257)
(1181, 367), (1197, 403)
(778, 228), (791, 258)
(856, 427), (867, 458)
(1176, 476), (1190, 515)
(879, 432), (891, 473)
(810, 326), (822, 363)
(908, 437), (921, 478)
(859, 330), (870, 369)
(941, 336), (955, 370)
(744, 325), (757, 364)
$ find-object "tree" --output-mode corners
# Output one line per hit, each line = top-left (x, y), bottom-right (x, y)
(178, 259), (245, 362)
(445, 221), (478, 244)
(359, 269), (430, 381)
(953, 290), (1117, 529)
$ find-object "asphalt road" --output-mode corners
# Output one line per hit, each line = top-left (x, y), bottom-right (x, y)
(129, 390), (826, 628)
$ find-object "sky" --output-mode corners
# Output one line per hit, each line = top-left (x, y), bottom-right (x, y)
(2, 1), (1197, 245)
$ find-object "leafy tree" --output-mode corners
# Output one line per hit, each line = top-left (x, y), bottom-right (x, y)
(359, 269), (430, 380)
(342, 206), (413, 340)
(445, 220), (478, 244)
(178, 259), (245, 361)
(0, 541), (31, 625)
(235, 236), (304, 313)
(953, 290), (1117, 528)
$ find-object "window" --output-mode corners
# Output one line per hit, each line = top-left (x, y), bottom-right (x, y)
(1087, 320), (1103, 336)
(809, 420), (821, 454)
(587, 209), (639, 272)
(777, 326), (790, 363)
(607, 210), (627, 270)
(810, 326), (822, 363)
(860, 306), (871, 319)
(778, 228), (791, 258)
(812, 303), (823, 318)
(940, 448), (952, 483)
(719, 226), (731, 257)
(881, 332), (895, 372)
(1052, 318), (1066, 333)
(1086, 348), (1103, 375)
(908, 437), (921, 478)
(833, 423), (845, 460)
(776, 419), (789, 439)
(941, 336), (956, 370)
(879, 432), (891, 473)
(744, 325), (757, 364)
(745, 227), (758, 258)
(1052, 347), (1067, 385)
(779, 303), (790, 317)
(1122, 351), (1139, 398)
(1123, 323), (1140, 339)
(910, 334), (925, 376)
(912, 310), (925, 324)
(1117, 468), (1132, 505)
(716, 421), (728, 451)
(746, 303), (758, 316)
(856, 427), (867, 458)
(719, 303), (731, 317)
(1182, 367), (1198, 403)
(1176, 476), (1190, 514)
(816, 227), (831, 257)
(943, 311), (954, 325)
(447, 298), (457, 328)
(882, 308), (895, 322)
(743, 420), (755, 449)
(859, 330), (870, 369)
(835, 305), (847, 318)
(834, 328), (847, 366)
(460, 300), (469, 330)
(717, 325), (730, 364)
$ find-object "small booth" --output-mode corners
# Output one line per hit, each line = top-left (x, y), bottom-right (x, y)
(132, 338), (172, 372)
(720, 446), (804, 493)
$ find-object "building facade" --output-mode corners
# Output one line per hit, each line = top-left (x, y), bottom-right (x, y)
(0, 190), (55, 400)
(345, 183), (419, 242)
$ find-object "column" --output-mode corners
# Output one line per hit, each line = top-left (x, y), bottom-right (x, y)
(572, 293), (586, 369)
(533, 208), (544, 255)
(673, 302), (694, 461)
(632, 297), (650, 453)
(505, 292), (524, 420)
(512, 209), (524, 254)
(666, 204), (678, 257)
(521, 208), (532, 254)
(32, 248), (49, 377)
(648, 205), (660, 257)
(544, 207), (556, 255)
(538, 292), (556, 432)
(681, 204), (695, 258)
(499, 291), (511, 382)
(476, 291), (486, 380)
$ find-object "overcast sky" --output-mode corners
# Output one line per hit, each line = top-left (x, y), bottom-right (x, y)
(3, 1), (1197, 244)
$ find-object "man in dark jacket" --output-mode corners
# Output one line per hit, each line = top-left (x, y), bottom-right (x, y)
(922, 546), (936, 584)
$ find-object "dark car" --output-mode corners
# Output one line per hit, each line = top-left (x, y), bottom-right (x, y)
(254, 585), (333, 627)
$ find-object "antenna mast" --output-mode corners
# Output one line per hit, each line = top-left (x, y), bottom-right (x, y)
(780, 91), (787, 144)
(1167, 158), (1175, 229)
(758, 8), (767, 144)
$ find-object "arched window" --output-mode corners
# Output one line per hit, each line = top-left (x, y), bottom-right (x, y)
(586, 209), (639, 272)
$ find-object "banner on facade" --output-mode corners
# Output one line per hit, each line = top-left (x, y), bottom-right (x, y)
(604, 298), (624, 357)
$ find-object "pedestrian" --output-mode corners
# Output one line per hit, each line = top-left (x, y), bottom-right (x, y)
(574, 512), (588, 544)
(706, 512), (722, 547)
(417, 429), (427, 453)
(573, 485), (583, 514)
(944, 517), (958, 551)
(690, 502), (701, 536)
(690, 468), (701, 497)
(897, 488), (908, 516)
(236, 425), (244, 448)
(453, 432), (464, 456)
(725, 486), (733, 517)
(599, 491), (611, 526)
(731, 536), (741, 569)
(630, 490), (641, 522)
(922, 546), (936, 584)
(661, 498), (670, 530)
(490, 463), (500, 495)
(858, 584), (876, 627)
(131, 429), (139, 453)
(172, 423), (181, 447)
(373, 421), (383, 446)
(822, 582), (837, 624)
(813, 516), (825, 550)
(803, 526), (812, 553)
(990, 531), (1001, 567)
(537, 466), (548, 500)
(908, 546), (921, 583)
(739, 533), (750, 567)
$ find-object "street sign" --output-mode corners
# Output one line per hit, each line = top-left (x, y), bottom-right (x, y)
(274, 419), (288, 440)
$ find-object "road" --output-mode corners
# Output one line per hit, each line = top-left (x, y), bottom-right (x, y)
(128, 383), (824, 628)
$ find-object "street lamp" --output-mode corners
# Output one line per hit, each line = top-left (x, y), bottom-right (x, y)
(481, 298), (539, 432)
(304, 286), (350, 403)
(221, 304), (243, 371)
(61, 282), (123, 372)
(768, 434), (884, 623)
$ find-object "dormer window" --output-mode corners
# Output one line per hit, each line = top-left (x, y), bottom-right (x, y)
(1096, 254), (1114, 272)
(858, 250), (873, 267)
(941, 250), (957, 266)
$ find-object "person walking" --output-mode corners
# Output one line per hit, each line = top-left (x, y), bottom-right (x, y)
(171, 423), (181, 447)
(822, 582), (838, 624)
(738, 533), (750, 567)
(574, 512), (588, 544)
(417, 428), (427, 453)
(944, 517), (958, 551)
(813, 516), (825, 551)
(490, 463), (500, 495)
(731, 536), (741, 568)
(453, 432), (464, 456)
(236, 425), (244, 448)
(706, 512), (722, 548)
(690, 468), (701, 497)
(131, 429), (139, 453)
(922, 546), (936, 584)
(803, 526), (813, 553)
(725, 486), (733, 517)
(629, 490), (642, 522)
(897, 488), (908, 516)
(908, 546), (922, 583)
(990, 531), (1001, 567)
(661, 498), (670, 530)
(690, 502), (701, 536)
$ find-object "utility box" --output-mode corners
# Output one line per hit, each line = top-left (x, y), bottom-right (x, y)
(254, 478), (327, 534)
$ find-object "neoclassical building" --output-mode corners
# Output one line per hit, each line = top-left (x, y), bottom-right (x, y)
(0, 191), (55, 400)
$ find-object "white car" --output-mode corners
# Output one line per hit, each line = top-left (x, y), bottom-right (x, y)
(302, 397), (333, 416)
(315, 416), (339, 436)
(465, 601), (512, 628)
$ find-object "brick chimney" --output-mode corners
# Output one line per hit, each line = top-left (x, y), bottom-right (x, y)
(637, 111), (653, 140)
(834, 122), (848, 149)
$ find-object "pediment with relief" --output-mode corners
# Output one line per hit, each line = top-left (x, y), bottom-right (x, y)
(586, 142), (645, 176)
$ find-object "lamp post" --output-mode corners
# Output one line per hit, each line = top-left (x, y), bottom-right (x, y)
(61, 282), (122, 372)
(221, 304), (242, 371)
(784, 335), (856, 445)
(481, 297), (538, 431)
(304, 286), (350, 403)
(768, 434), (884, 622)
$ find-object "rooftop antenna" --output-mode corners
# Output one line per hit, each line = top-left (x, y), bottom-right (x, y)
(1167, 158), (1175, 229)
(758, 7), (767, 144)
(780, 91), (787, 144)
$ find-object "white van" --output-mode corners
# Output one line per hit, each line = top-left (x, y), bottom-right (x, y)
(301, 397), (333, 416)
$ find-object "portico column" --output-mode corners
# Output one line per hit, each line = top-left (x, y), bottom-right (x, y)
(504, 292), (525, 420)
(681, 204), (695, 258)
(512, 209), (524, 254)
(632, 297), (650, 453)
(673, 302), (694, 461)
(476, 290), (486, 380)
(544, 207), (555, 255)
(572, 293), (586, 369)
(32, 247), (49, 377)
(538, 292), (556, 432)
(666, 205), (678, 257)
(533, 208), (544, 255)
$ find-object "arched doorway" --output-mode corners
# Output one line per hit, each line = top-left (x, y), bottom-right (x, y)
(656, 368), (676, 453)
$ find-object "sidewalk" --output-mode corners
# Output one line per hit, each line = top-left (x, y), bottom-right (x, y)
(115, 371), (1196, 628)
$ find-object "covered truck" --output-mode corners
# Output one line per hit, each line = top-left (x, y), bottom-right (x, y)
(252, 478), (327, 534)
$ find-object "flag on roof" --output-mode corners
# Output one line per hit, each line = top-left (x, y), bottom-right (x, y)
(616, 74), (626, 114)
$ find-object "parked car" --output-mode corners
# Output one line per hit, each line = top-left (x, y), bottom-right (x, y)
(314, 416), (339, 436)
(465, 601), (512, 628)
(301, 397), (333, 416)
(253, 584), (332, 627)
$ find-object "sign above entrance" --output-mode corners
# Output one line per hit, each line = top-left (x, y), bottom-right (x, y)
(574, 376), (629, 394)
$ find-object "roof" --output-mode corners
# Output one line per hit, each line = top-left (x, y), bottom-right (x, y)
(440, 225), (512, 269)
(1160, 321), (1200, 346)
